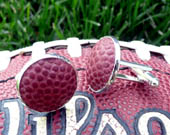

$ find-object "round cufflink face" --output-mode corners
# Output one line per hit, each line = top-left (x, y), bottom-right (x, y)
(17, 54), (77, 113)
(86, 36), (120, 92)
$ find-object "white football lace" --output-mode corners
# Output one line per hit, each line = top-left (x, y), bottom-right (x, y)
(0, 38), (170, 83)
(0, 38), (170, 72)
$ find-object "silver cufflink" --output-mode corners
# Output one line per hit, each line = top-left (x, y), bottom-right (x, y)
(16, 42), (77, 113)
(86, 36), (159, 93)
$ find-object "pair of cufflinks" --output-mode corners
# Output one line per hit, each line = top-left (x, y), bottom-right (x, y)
(16, 36), (159, 113)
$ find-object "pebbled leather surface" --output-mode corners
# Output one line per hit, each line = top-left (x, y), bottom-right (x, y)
(0, 42), (170, 134)
(19, 56), (77, 112)
(86, 37), (115, 91)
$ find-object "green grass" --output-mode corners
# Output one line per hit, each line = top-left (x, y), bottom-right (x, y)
(0, 0), (170, 50)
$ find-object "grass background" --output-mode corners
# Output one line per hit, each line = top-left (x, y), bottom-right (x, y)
(0, 0), (170, 51)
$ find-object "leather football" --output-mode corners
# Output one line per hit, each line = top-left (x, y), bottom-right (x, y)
(0, 37), (170, 135)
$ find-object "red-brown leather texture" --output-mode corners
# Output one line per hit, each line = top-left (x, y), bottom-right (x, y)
(0, 46), (170, 135)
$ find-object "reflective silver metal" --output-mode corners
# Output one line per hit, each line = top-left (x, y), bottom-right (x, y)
(110, 36), (159, 87)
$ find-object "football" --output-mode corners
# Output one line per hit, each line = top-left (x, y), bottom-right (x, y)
(0, 37), (170, 135)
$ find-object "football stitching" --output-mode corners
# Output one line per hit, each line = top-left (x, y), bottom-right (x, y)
(1, 62), (170, 84)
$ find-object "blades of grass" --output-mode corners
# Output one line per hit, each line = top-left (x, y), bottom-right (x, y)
(79, 0), (86, 24)
(137, 3), (159, 22)
(55, 0), (67, 5)
(0, 11), (6, 29)
(87, 0), (100, 38)
(84, 19), (101, 27)
(102, 7), (114, 36)
(162, 18), (170, 32)
(72, 0), (79, 9)
(108, 7), (114, 34)
(38, 0), (50, 39)
(114, 8), (122, 28)
(17, 20), (26, 33)
(79, 1), (87, 38)
(6, 2), (14, 19)
(0, 0), (170, 50)
(136, 13), (168, 28)
(127, 3), (161, 33)
(64, 8), (78, 36)
(52, 23), (64, 39)
(0, 42), (21, 51)
(26, 2), (31, 23)
(154, 30), (170, 45)
(133, 1), (140, 25)
(127, 0), (133, 26)
(116, 21), (128, 38)
(72, 0), (79, 37)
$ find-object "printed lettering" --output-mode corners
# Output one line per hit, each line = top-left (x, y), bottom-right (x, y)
(134, 108), (170, 135)
(60, 92), (95, 135)
(0, 99), (24, 135)
(92, 109), (130, 135)
(29, 113), (52, 135)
